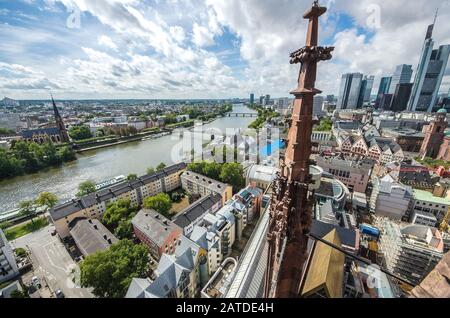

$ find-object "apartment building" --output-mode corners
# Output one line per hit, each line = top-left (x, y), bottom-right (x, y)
(126, 235), (208, 298)
(132, 209), (183, 260)
(411, 211), (438, 227)
(370, 175), (413, 221)
(411, 189), (450, 224)
(0, 229), (19, 283)
(173, 193), (222, 236)
(377, 219), (444, 285)
(181, 171), (232, 205)
(50, 163), (186, 238)
(315, 154), (374, 193)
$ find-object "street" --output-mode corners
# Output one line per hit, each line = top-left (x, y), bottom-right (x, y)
(11, 225), (93, 298)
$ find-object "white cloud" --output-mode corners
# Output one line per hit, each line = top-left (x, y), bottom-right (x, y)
(3, 0), (450, 99)
(97, 35), (118, 51)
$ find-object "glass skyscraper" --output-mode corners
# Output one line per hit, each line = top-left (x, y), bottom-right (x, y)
(388, 64), (413, 94)
(337, 73), (363, 110)
(408, 21), (450, 112)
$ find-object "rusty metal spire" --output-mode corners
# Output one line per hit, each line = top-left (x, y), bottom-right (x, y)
(264, 0), (333, 298)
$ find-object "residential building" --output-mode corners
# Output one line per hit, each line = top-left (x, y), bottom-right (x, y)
(411, 189), (450, 224)
(315, 154), (374, 193)
(0, 113), (22, 132)
(420, 108), (447, 159)
(201, 258), (238, 298)
(173, 193), (222, 236)
(189, 226), (223, 275)
(408, 20), (450, 112)
(370, 175), (413, 221)
(233, 185), (263, 223)
(245, 164), (277, 190)
(377, 219), (444, 285)
(50, 163), (186, 238)
(249, 94), (254, 105)
(126, 235), (208, 298)
(70, 219), (119, 257)
(203, 207), (236, 258)
(381, 127), (424, 152)
(131, 209), (183, 260)
(388, 64), (413, 95)
(386, 160), (437, 190)
(181, 171), (233, 205)
(0, 229), (19, 283)
(337, 73), (363, 110)
(411, 211), (438, 227)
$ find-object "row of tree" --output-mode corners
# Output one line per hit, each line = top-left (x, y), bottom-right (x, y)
(187, 161), (246, 193)
(0, 141), (76, 180)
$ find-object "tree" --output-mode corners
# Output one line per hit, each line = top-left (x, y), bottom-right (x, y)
(144, 193), (172, 217)
(146, 166), (155, 175)
(77, 180), (96, 197)
(19, 200), (36, 224)
(127, 174), (138, 181)
(203, 162), (222, 180)
(69, 125), (93, 140)
(115, 218), (134, 240)
(156, 162), (166, 171)
(80, 239), (149, 298)
(220, 163), (245, 193)
(102, 199), (137, 229)
(10, 290), (29, 298)
(35, 192), (58, 212)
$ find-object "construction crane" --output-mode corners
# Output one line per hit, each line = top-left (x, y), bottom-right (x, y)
(439, 207), (450, 232)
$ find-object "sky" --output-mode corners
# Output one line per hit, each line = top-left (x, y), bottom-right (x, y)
(0, 0), (450, 100)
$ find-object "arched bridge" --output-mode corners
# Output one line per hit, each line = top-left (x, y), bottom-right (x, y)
(226, 112), (258, 117)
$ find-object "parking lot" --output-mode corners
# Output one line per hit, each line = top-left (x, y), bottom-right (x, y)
(10, 225), (93, 298)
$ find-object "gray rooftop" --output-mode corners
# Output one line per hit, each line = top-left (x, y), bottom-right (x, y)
(50, 162), (186, 221)
(173, 193), (222, 229)
(181, 171), (229, 192)
(132, 209), (181, 248)
(70, 219), (118, 256)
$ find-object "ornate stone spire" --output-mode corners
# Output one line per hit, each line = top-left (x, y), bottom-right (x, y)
(264, 0), (333, 298)
(51, 93), (70, 143)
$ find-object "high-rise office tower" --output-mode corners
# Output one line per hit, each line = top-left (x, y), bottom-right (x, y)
(363, 75), (375, 103)
(250, 93), (255, 105)
(259, 95), (265, 105)
(336, 72), (363, 110)
(389, 64), (413, 94)
(408, 15), (450, 112)
(357, 75), (375, 108)
(391, 83), (413, 112)
(378, 77), (392, 96)
(264, 94), (271, 107)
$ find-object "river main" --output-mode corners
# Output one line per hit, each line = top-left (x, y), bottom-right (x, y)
(0, 104), (257, 211)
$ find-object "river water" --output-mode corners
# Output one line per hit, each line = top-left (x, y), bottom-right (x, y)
(0, 104), (257, 211)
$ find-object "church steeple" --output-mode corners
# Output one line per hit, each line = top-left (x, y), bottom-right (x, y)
(51, 94), (70, 143)
(265, 0), (333, 298)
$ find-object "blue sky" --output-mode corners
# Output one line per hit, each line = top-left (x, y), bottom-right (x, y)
(0, 0), (449, 100)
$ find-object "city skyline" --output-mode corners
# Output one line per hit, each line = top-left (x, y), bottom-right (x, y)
(0, 0), (449, 100)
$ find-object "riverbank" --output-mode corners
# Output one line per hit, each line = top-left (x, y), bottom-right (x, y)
(0, 104), (254, 211)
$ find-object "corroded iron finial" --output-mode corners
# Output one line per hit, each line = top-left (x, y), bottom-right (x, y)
(313, 0), (320, 7)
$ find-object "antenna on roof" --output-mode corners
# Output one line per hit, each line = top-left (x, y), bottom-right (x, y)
(433, 8), (438, 25)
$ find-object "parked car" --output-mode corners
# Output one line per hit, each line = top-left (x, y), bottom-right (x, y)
(31, 276), (41, 289)
(55, 290), (65, 298)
